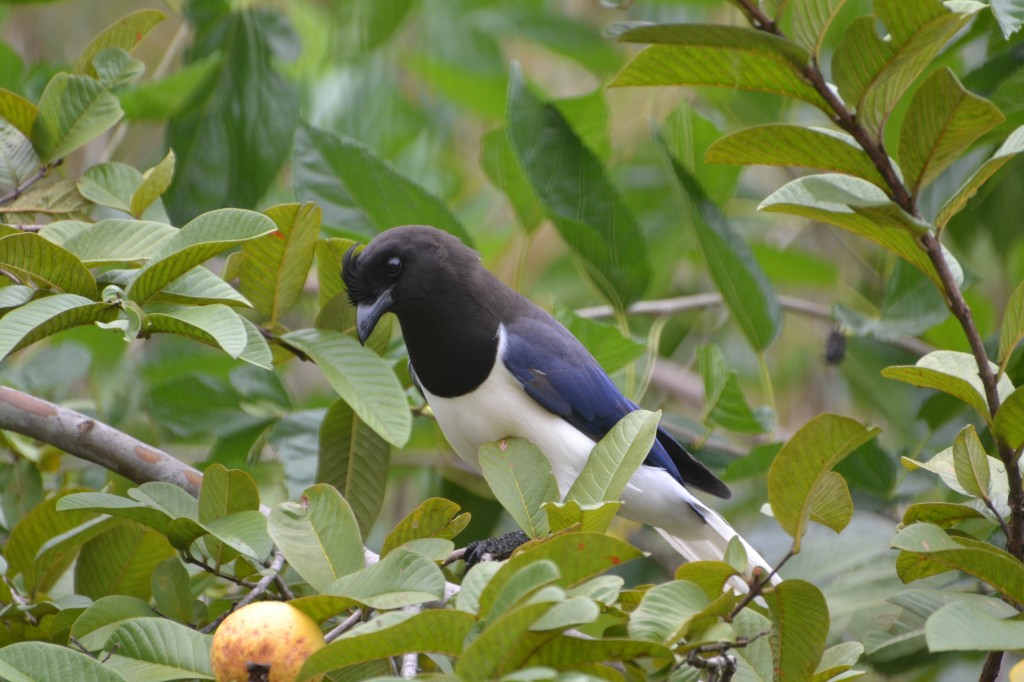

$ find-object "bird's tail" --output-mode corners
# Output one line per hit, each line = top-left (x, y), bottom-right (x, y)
(655, 501), (780, 590)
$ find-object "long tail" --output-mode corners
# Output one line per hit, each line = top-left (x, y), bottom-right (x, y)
(655, 500), (781, 590)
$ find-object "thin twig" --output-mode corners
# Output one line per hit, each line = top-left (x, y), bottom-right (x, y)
(184, 552), (258, 591)
(727, 549), (794, 622)
(324, 609), (364, 643)
(199, 551), (288, 635)
(0, 160), (63, 206)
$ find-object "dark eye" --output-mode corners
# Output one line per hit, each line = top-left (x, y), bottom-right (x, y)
(384, 256), (402, 277)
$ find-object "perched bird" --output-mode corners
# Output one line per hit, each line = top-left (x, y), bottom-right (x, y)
(343, 225), (775, 580)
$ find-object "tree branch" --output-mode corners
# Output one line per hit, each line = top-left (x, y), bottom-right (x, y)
(0, 159), (64, 206)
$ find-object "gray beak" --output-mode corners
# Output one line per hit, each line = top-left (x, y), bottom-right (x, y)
(355, 289), (393, 344)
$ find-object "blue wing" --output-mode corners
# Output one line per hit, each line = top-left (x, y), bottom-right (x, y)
(501, 315), (731, 500)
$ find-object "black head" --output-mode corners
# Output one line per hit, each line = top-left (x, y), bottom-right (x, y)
(342, 225), (484, 344)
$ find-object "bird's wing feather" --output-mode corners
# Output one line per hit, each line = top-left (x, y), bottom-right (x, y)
(501, 317), (730, 499)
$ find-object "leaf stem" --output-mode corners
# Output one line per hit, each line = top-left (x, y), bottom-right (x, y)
(0, 159), (64, 206)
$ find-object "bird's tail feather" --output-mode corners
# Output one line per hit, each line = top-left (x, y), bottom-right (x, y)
(655, 505), (780, 590)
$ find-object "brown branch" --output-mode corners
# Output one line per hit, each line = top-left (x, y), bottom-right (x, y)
(200, 550), (289, 634)
(0, 386), (204, 496)
(727, 549), (794, 622)
(0, 160), (64, 206)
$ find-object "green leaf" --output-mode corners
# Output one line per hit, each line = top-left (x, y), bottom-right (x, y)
(239, 202), (319, 323)
(31, 74), (123, 163)
(454, 602), (561, 678)
(767, 413), (880, 548)
(0, 118), (39, 190)
(707, 125), (888, 189)
(70, 595), (156, 651)
(543, 500), (622, 534)
(325, 548), (445, 608)
(0, 233), (97, 296)
(765, 580), (830, 682)
(992, 0), (1024, 38)
(236, 316), (273, 370)
(118, 54), (221, 121)
(808, 471), (854, 533)
(0, 88), (39, 138)
(628, 579), (710, 644)
(268, 484), (365, 592)
(813, 641), (864, 681)
(899, 68), (1005, 198)
(92, 48), (145, 89)
(0, 642), (128, 682)
(937, 124), (1024, 229)
(104, 617), (213, 681)
(902, 502), (985, 528)
(72, 9), (166, 77)
(0, 285), (33, 310)
(150, 558), (195, 625)
(759, 173), (953, 289)
(126, 208), (276, 303)
(893, 523), (1024, 605)
(951, 425), (992, 501)
(150, 266), (251, 308)
(166, 5), (298, 223)
(566, 410), (660, 505)
(74, 524), (174, 601)
(832, 0), (982, 139)
(0, 294), (118, 360)
(925, 598), (1024, 652)
(791, 0), (851, 56)
(318, 398), (390, 538)
(480, 128), (544, 233)
(525, 637), (672, 672)
(57, 492), (176, 534)
(144, 304), (248, 359)
(381, 498), (470, 556)
(882, 350), (1013, 424)
(664, 144), (782, 350)
(43, 219), (176, 266)
(698, 345), (770, 434)
(299, 610), (475, 681)
(76, 162), (141, 213)
(613, 25), (828, 112)
(129, 149), (175, 218)
(202, 511), (272, 562)
(506, 64), (650, 309)
(999, 278), (1024, 365)
(281, 328), (411, 448)
(994, 387), (1024, 451)
(480, 438), (559, 539)
(295, 124), (471, 244)
(552, 307), (644, 375)
(197, 464), (259, 563)
(902, 445), (1009, 508)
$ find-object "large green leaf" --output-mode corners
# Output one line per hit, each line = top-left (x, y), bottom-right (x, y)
(74, 525), (174, 601)
(118, 55), (221, 121)
(76, 162), (141, 213)
(480, 128), (544, 233)
(150, 266), (251, 308)
(0, 294), (118, 360)
(937, 124), (1024, 228)
(69, 595), (156, 651)
(72, 9), (166, 77)
(628, 579), (710, 644)
(698, 344), (770, 434)
(299, 610), (475, 681)
(104, 618), (213, 681)
(42, 219), (176, 266)
(902, 445), (1009, 514)
(665, 144), (781, 350)
(166, 4), (299, 222)
(380, 498), (470, 556)
(129, 149), (175, 218)
(0, 233), (97, 297)
(197, 464), (260, 564)
(480, 438), (559, 539)
(767, 414), (880, 548)
(765, 580), (830, 682)
(506, 65), (650, 310)
(267, 483), (365, 593)
(325, 548), (445, 608)
(295, 124), (471, 244)
(994, 387), (1024, 451)
(882, 350), (1014, 424)
(925, 598), (1024, 652)
(898, 68), (1005, 198)
(0, 642), (128, 682)
(613, 24), (828, 112)
(566, 410), (659, 505)
(143, 304), (248, 359)
(893, 523), (1024, 605)
(317, 398), (390, 538)
(759, 173), (953, 288)
(951, 425), (991, 501)
(791, 0), (851, 56)
(707, 125), (888, 189)
(999, 279), (1024, 365)
(0, 118), (39, 190)
(281, 328), (411, 447)
(239, 202), (319, 323)
(126, 208), (276, 303)
(31, 74), (122, 163)
(832, 0), (983, 138)
(0, 88), (39, 138)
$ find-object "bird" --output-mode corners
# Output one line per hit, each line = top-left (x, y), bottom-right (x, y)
(342, 224), (776, 582)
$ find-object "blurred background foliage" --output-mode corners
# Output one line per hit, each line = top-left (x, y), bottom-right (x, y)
(0, 1), (1022, 678)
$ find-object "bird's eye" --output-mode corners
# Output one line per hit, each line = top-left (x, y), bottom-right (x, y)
(384, 256), (402, 277)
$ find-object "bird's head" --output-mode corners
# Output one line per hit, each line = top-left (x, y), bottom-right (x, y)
(342, 225), (480, 344)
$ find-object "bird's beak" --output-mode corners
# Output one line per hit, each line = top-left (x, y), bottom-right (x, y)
(355, 289), (393, 345)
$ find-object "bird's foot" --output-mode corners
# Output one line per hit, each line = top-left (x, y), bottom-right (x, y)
(463, 530), (529, 566)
